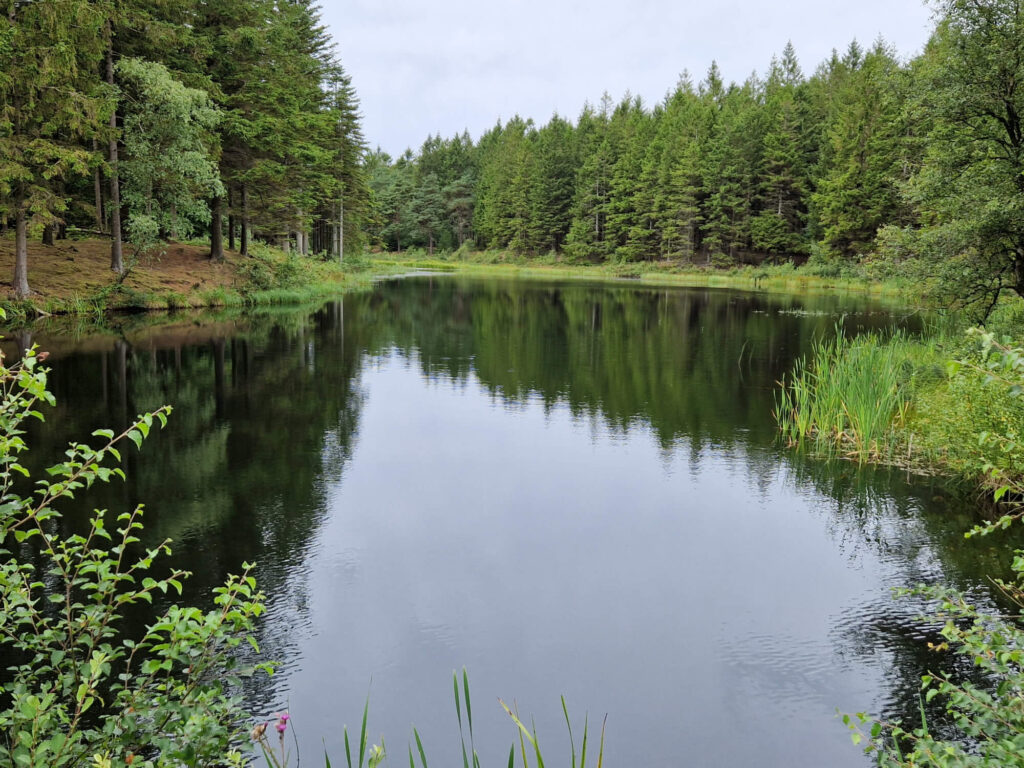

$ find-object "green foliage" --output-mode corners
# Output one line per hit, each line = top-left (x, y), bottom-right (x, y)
(237, 247), (304, 292)
(811, 41), (909, 261)
(775, 328), (911, 460)
(888, 0), (1024, 316)
(774, 322), (1024, 765)
(844, 330), (1024, 766)
(775, 315), (1024, 479)
(117, 57), (223, 248)
(0, 341), (269, 767)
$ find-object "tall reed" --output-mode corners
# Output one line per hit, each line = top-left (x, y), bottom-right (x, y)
(774, 329), (910, 461)
(311, 668), (605, 768)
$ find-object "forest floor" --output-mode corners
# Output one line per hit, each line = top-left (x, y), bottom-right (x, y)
(0, 239), (237, 305)
(0, 236), (385, 319)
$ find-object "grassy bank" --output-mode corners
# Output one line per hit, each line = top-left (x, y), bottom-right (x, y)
(369, 248), (913, 299)
(0, 236), (398, 321)
(775, 303), (1024, 488)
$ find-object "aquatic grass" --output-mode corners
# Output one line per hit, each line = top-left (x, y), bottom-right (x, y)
(317, 668), (603, 768)
(454, 667), (480, 768)
(775, 328), (912, 461)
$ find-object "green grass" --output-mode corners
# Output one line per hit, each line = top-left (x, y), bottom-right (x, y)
(320, 668), (605, 768)
(775, 329), (912, 462)
(774, 308), (1024, 486)
(368, 249), (912, 300)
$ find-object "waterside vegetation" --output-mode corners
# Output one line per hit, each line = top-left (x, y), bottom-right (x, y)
(775, 308), (1024, 490)
(0, 237), (391, 322)
(840, 336), (1024, 767)
(368, 248), (913, 299)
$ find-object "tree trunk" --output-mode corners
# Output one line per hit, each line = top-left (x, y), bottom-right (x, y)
(338, 198), (344, 264)
(210, 196), (224, 260)
(13, 204), (29, 299)
(93, 139), (105, 233)
(42, 225), (54, 246)
(106, 21), (124, 275)
(240, 184), (249, 256)
(228, 187), (235, 252)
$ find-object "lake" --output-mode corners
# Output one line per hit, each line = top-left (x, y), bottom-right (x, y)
(12, 275), (1016, 768)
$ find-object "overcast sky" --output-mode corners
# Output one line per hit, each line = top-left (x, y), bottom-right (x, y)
(321, 1), (937, 157)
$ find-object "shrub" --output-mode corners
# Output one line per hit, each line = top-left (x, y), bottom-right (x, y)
(847, 331), (1024, 766)
(0, 334), (268, 768)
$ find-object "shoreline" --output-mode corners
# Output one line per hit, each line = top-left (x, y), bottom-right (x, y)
(367, 252), (913, 301)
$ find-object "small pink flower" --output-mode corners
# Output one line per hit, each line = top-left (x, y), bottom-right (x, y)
(275, 712), (290, 735)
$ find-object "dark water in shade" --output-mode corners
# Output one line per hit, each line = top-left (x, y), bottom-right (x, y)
(10, 275), (1021, 768)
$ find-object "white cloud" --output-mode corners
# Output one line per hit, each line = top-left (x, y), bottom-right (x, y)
(321, 0), (934, 155)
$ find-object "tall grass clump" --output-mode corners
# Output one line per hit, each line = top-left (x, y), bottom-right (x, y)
(775, 328), (911, 461)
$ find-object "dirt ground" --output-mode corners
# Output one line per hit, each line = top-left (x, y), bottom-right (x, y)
(0, 237), (242, 304)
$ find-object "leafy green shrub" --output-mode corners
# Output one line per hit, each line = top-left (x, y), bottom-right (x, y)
(0, 338), (268, 768)
(275, 254), (304, 288)
(846, 331), (1024, 765)
(237, 254), (278, 291)
(339, 252), (373, 272)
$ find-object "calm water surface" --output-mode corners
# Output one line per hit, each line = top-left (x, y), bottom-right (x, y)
(15, 276), (1019, 767)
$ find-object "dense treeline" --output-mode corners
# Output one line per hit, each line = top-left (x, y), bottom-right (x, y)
(0, 0), (368, 298)
(367, 0), (1024, 314)
(365, 40), (906, 264)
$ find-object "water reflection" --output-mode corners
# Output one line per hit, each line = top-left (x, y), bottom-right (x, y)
(7, 277), (1016, 767)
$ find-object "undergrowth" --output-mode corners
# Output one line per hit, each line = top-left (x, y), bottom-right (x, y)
(774, 306), (1024, 486)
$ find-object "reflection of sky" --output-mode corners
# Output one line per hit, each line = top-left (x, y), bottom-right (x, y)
(263, 349), (950, 768)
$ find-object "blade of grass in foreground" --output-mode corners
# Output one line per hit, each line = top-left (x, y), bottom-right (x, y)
(561, 696), (576, 768)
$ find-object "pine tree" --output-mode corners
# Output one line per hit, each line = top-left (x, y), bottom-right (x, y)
(605, 95), (656, 261)
(475, 117), (536, 252)
(410, 172), (446, 253)
(527, 115), (577, 254)
(811, 39), (907, 261)
(700, 66), (763, 262)
(565, 97), (615, 261)
(750, 43), (812, 256)
(651, 74), (705, 262)
(1, 0), (107, 296)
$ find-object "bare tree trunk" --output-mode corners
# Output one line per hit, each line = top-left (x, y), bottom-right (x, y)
(42, 225), (54, 246)
(93, 138), (105, 232)
(13, 204), (29, 299)
(240, 184), (249, 256)
(210, 196), (224, 260)
(106, 21), (124, 275)
(338, 198), (344, 264)
(228, 187), (235, 251)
